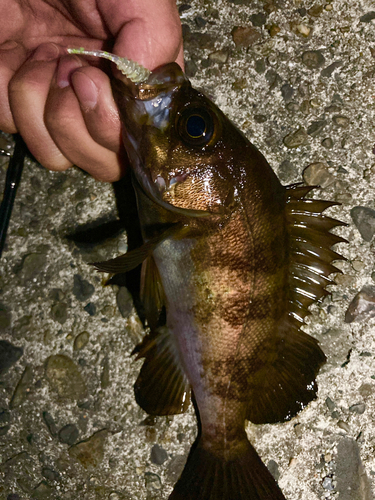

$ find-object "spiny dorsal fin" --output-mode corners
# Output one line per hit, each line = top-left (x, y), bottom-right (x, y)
(286, 184), (347, 324)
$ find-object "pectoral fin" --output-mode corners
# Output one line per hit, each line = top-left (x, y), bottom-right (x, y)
(133, 326), (191, 415)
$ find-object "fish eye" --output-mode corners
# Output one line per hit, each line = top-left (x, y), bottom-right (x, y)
(178, 107), (215, 147)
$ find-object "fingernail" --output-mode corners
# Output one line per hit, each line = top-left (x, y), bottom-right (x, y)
(0, 41), (19, 51)
(71, 71), (98, 110)
(56, 56), (83, 89)
(32, 43), (60, 62)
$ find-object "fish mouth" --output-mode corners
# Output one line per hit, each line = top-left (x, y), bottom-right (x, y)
(154, 173), (189, 194)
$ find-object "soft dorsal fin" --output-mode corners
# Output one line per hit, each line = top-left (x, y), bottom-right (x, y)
(285, 183), (347, 324)
(245, 184), (346, 425)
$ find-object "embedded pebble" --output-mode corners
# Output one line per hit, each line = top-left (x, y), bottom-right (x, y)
(335, 439), (372, 499)
(278, 160), (298, 182)
(333, 115), (350, 128)
(73, 274), (95, 302)
(45, 355), (87, 400)
(349, 403), (366, 415)
(0, 302), (12, 329)
(50, 302), (68, 324)
(58, 423), (79, 445)
(302, 50), (325, 69)
(337, 421), (350, 432)
(145, 472), (162, 491)
(267, 460), (280, 481)
(231, 26), (261, 48)
(350, 206), (375, 242)
(41, 467), (60, 482)
(18, 252), (48, 284)
(208, 50), (229, 64)
(10, 366), (33, 409)
(345, 285), (375, 323)
(73, 331), (90, 351)
(101, 357), (110, 389)
(84, 302), (96, 316)
(321, 61), (343, 77)
(42, 411), (58, 437)
(322, 476), (334, 490)
(166, 455), (187, 483)
(283, 128), (309, 148)
(360, 11), (375, 22)
(322, 137), (334, 149)
(307, 120), (327, 137)
(303, 162), (335, 187)
(150, 444), (169, 465)
(325, 397), (336, 411)
(250, 12), (267, 26)
(281, 83), (294, 102)
(68, 429), (109, 468)
(116, 287), (134, 318)
(0, 340), (23, 375)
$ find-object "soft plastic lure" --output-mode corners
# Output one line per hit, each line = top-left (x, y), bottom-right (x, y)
(67, 48), (151, 83)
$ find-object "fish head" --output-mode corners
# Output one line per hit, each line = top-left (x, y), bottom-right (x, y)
(112, 63), (246, 218)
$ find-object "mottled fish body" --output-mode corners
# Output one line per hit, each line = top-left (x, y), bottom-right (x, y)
(89, 59), (346, 500)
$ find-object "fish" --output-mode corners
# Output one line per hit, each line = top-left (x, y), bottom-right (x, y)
(70, 49), (346, 499)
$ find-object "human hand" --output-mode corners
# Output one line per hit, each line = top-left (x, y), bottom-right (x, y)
(0, 0), (183, 181)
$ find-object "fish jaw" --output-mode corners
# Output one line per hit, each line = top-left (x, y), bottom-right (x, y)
(111, 63), (195, 212)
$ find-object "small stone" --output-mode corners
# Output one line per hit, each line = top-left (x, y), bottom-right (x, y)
(116, 287), (134, 318)
(303, 163), (335, 187)
(69, 429), (108, 468)
(50, 302), (68, 325)
(0, 302), (12, 329)
(351, 206), (375, 242)
(255, 59), (266, 74)
(278, 160), (298, 182)
(167, 455), (186, 483)
(254, 114), (267, 123)
(302, 50), (325, 69)
(208, 50), (229, 64)
(42, 467), (60, 481)
(232, 26), (261, 48)
(42, 411), (58, 437)
(73, 331), (90, 351)
(101, 357), (110, 389)
(30, 480), (54, 499)
(18, 253), (47, 284)
(345, 286), (375, 323)
(296, 23), (311, 36)
(185, 59), (198, 78)
(73, 274), (95, 302)
(321, 61), (343, 77)
(322, 137), (334, 149)
(307, 120), (327, 137)
(322, 476), (334, 490)
(349, 403), (366, 414)
(250, 12), (267, 26)
(308, 4), (324, 16)
(283, 128), (309, 148)
(194, 16), (207, 28)
(337, 421), (350, 432)
(58, 424), (79, 445)
(333, 115), (350, 128)
(0, 424), (10, 435)
(10, 366), (33, 409)
(45, 354), (87, 401)
(360, 11), (375, 22)
(267, 460), (280, 481)
(265, 69), (281, 89)
(150, 444), (168, 465)
(269, 24), (281, 37)
(335, 438), (372, 499)
(178, 4), (191, 14)
(0, 408), (10, 424)
(84, 302), (96, 316)
(325, 397), (336, 411)
(0, 340), (23, 375)
(145, 472), (162, 491)
(281, 83), (294, 102)
(352, 260), (364, 272)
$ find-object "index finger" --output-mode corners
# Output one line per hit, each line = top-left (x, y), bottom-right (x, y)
(98, 0), (183, 70)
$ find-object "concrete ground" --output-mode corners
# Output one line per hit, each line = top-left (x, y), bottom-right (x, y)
(1, 0), (375, 499)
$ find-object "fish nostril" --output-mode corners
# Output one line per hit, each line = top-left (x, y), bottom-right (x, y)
(155, 175), (167, 192)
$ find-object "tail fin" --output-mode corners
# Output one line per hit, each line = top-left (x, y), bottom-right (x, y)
(169, 436), (286, 500)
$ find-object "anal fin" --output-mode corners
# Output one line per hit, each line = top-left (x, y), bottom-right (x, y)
(133, 326), (191, 415)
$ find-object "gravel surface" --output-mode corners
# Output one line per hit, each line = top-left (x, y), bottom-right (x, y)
(1, 1), (375, 499)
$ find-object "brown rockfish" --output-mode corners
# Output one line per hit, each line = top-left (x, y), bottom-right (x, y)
(72, 49), (345, 500)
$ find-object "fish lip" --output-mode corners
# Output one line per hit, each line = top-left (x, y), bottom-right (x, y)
(153, 173), (189, 194)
